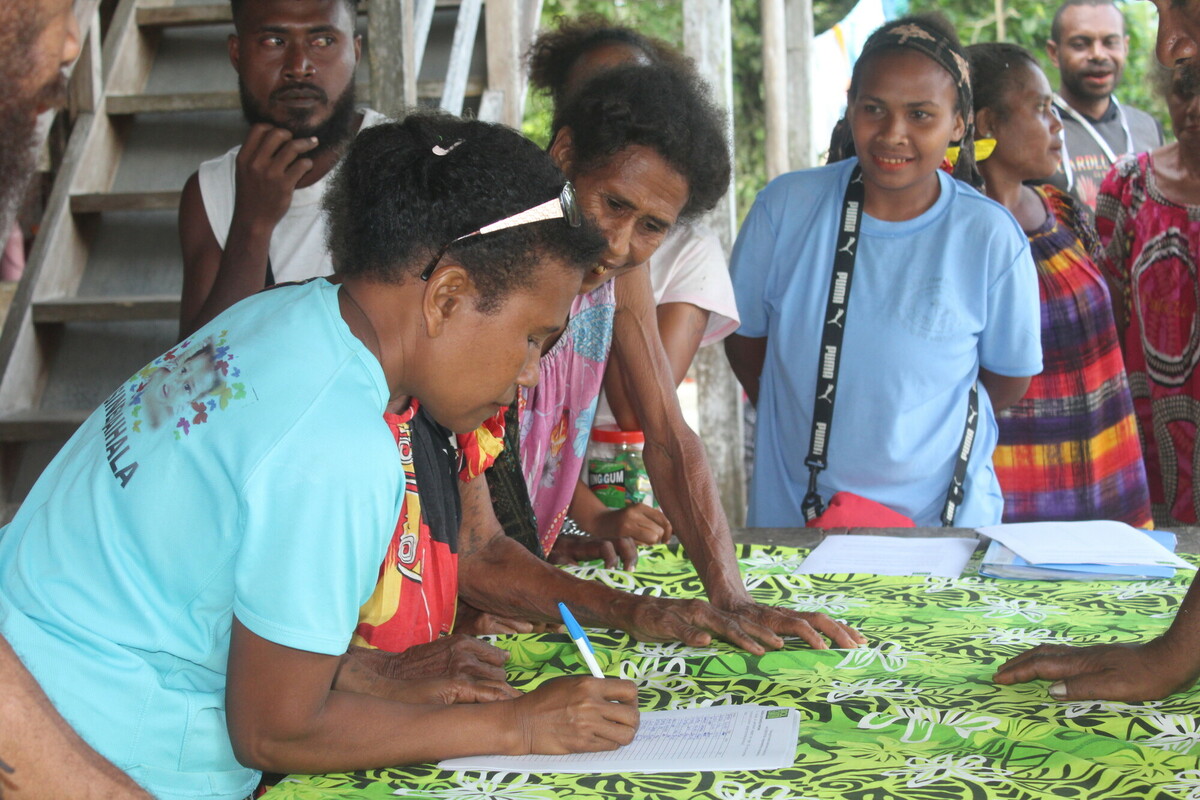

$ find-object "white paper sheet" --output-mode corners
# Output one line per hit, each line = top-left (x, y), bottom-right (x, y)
(435, 704), (798, 774)
(794, 534), (978, 578)
(976, 521), (1194, 569)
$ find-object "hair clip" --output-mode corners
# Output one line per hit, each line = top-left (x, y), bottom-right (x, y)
(945, 138), (996, 166)
(432, 140), (464, 157)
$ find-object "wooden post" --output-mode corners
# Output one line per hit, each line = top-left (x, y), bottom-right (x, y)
(515, 0), (544, 123)
(368, 0), (416, 118)
(484, 0), (520, 125)
(413, 0), (436, 71)
(785, 0), (817, 169)
(440, 0), (482, 116)
(481, 0), (542, 125)
(683, 0), (746, 526)
(761, 0), (789, 179)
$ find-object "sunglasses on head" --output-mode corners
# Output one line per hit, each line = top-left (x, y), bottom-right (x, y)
(420, 182), (583, 281)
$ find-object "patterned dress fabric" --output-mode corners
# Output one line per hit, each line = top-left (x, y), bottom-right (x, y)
(265, 543), (1200, 800)
(994, 185), (1152, 527)
(354, 401), (462, 653)
(484, 403), (543, 557)
(1096, 153), (1200, 526)
(519, 280), (617, 553)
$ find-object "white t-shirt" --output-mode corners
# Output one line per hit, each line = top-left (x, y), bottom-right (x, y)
(648, 221), (740, 346)
(592, 221), (739, 429)
(198, 108), (388, 284)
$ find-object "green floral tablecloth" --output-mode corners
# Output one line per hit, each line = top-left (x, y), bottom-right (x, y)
(265, 543), (1200, 800)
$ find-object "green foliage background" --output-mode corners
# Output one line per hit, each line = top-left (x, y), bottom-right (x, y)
(523, 0), (1171, 222)
(909, 0), (1169, 133)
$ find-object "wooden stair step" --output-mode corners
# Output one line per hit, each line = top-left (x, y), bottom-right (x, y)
(108, 78), (477, 116)
(70, 191), (180, 214)
(107, 91), (241, 115)
(0, 409), (89, 442)
(135, 3), (230, 28)
(135, 0), (458, 29)
(32, 295), (180, 324)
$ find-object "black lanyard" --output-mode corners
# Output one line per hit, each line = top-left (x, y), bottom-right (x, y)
(800, 165), (978, 527)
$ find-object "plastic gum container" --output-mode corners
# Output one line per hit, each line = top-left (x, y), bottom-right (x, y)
(587, 426), (656, 510)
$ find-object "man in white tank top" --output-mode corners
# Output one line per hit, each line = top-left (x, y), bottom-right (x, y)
(177, 0), (384, 338)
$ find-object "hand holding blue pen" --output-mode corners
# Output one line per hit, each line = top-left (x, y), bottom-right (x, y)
(558, 602), (606, 679)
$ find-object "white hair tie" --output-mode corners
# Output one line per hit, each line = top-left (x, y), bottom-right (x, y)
(432, 140), (464, 156)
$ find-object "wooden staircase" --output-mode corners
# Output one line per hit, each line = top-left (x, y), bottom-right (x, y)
(0, 0), (542, 515)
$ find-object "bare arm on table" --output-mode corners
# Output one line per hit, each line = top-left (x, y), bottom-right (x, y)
(226, 616), (638, 774)
(994, 575), (1200, 701)
(553, 267), (864, 651)
(457, 474), (815, 653)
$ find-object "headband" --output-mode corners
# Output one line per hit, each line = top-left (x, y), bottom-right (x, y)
(866, 22), (975, 133)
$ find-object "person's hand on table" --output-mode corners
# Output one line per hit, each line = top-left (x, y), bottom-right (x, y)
(710, 597), (867, 652)
(623, 595), (864, 655)
(565, 480), (670, 571)
(335, 640), (520, 704)
(993, 636), (1200, 702)
(589, 503), (672, 547)
(343, 636), (510, 682)
(454, 600), (563, 636)
(549, 532), (638, 571)
(511, 675), (638, 754)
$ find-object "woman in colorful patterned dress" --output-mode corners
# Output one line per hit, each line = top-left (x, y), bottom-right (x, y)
(525, 16), (740, 562)
(1096, 63), (1200, 526)
(460, 63), (865, 651)
(966, 42), (1152, 526)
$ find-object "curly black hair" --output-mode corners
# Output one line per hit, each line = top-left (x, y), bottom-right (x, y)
(552, 64), (731, 221)
(527, 14), (694, 108)
(231, 0), (359, 29)
(324, 114), (606, 313)
(966, 42), (1042, 121)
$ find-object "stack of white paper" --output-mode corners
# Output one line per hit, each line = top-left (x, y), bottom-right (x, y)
(976, 521), (1193, 581)
(795, 534), (978, 578)
(437, 704), (799, 774)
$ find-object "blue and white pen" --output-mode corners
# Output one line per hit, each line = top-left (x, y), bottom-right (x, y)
(558, 601), (605, 678)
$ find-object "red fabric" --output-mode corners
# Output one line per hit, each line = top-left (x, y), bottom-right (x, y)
(806, 491), (916, 529)
(1096, 153), (1200, 524)
(354, 401), (459, 652)
(456, 407), (507, 481)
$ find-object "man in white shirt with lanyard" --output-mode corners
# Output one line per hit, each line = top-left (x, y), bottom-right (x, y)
(1044, 0), (1165, 209)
